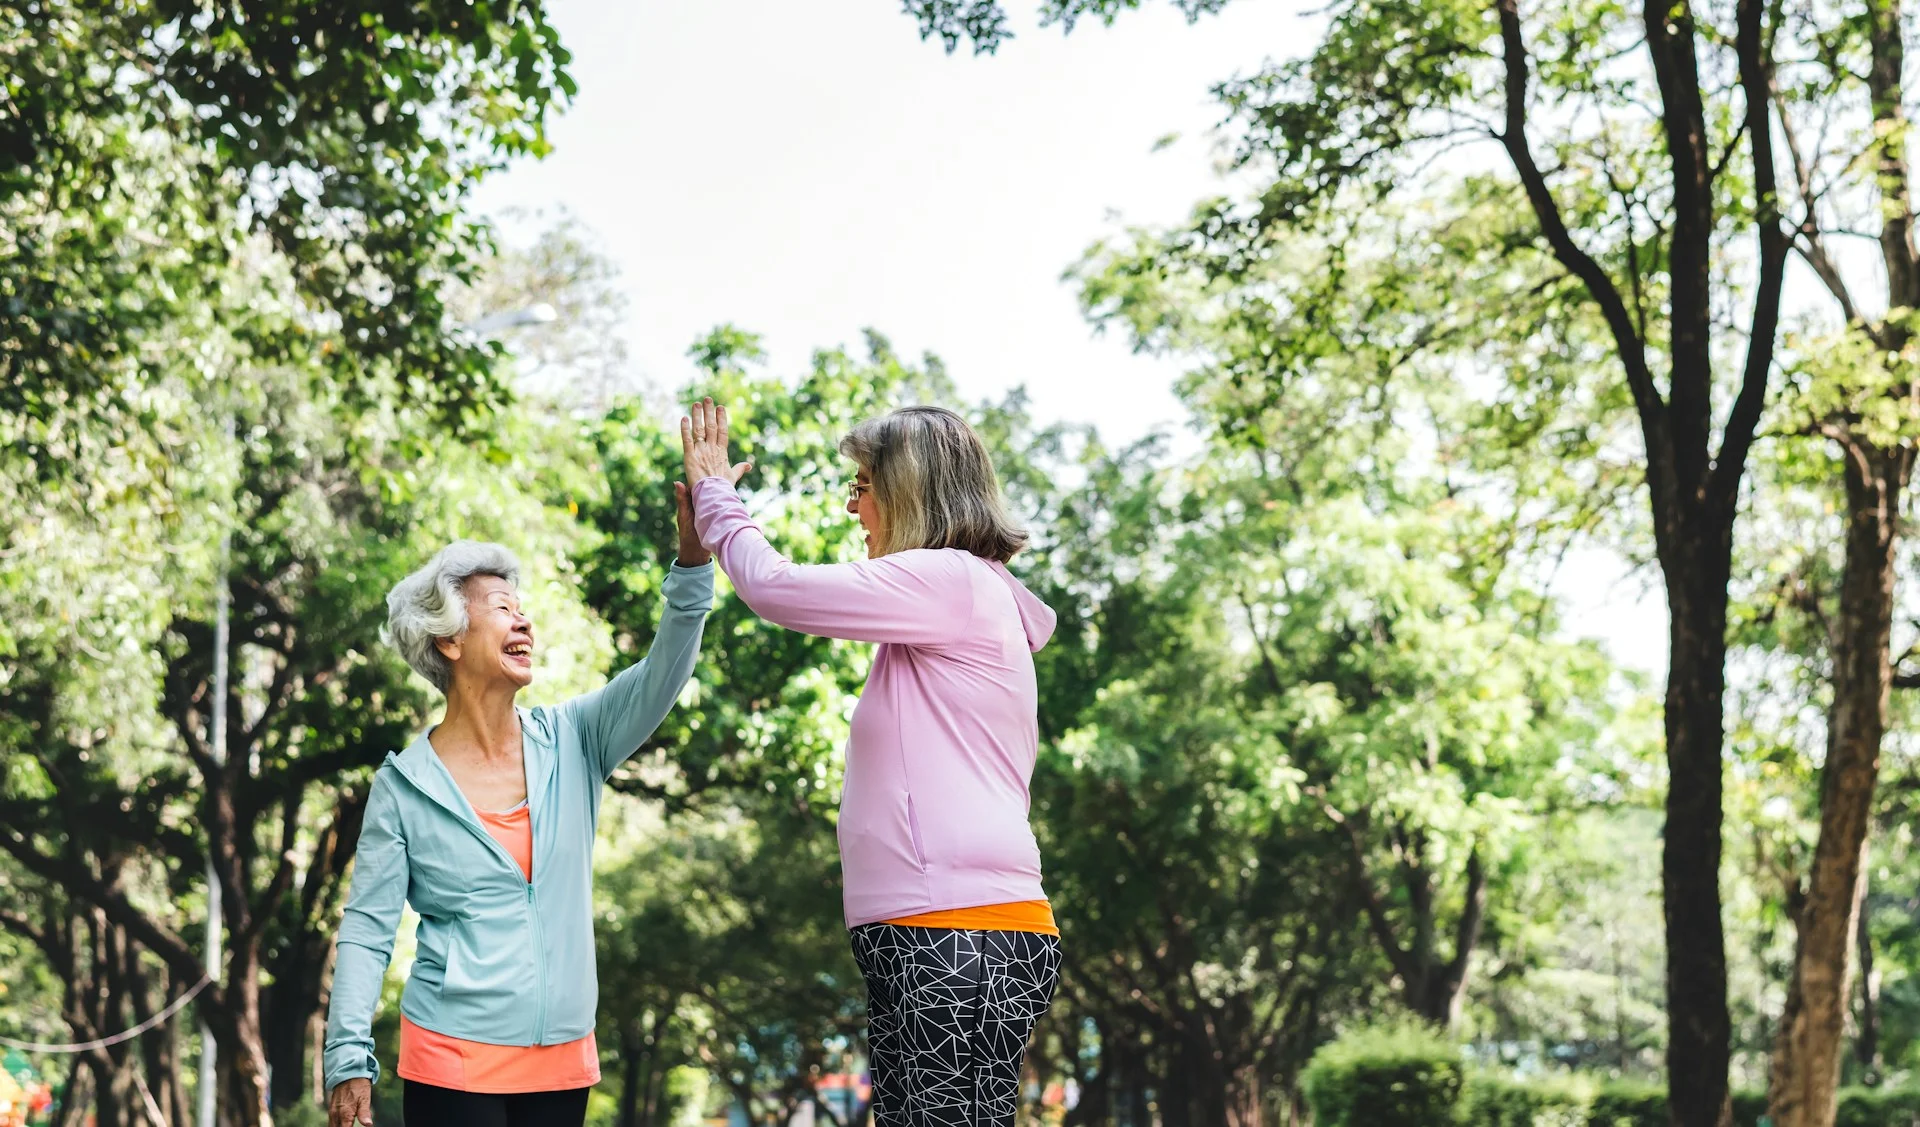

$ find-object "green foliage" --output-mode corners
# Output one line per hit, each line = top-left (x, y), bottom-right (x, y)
(3, 0), (574, 447)
(1833, 1087), (1920, 1127)
(1585, 1083), (1666, 1127)
(1460, 1073), (1594, 1127)
(1302, 1024), (1465, 1127)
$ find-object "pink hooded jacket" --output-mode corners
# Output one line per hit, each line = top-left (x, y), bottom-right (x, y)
(692, 477), (1059, 927)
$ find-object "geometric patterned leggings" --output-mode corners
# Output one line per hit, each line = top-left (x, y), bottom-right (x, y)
(850, 925), (1064, 1127)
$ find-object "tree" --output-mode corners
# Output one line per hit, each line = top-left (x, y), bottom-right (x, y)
(900, 2), (1790, 1121)
(1, 0), (575, 446)
(1746, 6), (1920, 1119)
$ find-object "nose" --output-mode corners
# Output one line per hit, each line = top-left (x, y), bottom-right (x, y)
(845, 494), (859, 516)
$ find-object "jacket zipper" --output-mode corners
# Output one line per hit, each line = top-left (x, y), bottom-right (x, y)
(527, 880), (547, 1042)
(387, 756), (546, 1045)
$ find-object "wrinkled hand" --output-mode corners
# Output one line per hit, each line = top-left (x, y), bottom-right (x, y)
(674, 481), (710, 567)
(680, 397), (753, 488)
(328, 1078), (373, 1127)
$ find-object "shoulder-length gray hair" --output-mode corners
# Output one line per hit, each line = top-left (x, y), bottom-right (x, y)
(838, 406), (1028, 562)
(383, 540), (522, 692)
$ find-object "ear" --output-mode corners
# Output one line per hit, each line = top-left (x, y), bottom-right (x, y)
(434, 635), (462, 664)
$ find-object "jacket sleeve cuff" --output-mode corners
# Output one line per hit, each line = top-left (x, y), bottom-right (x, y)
(663, 559), (715, 611)
(322, 1048), (381, 1092)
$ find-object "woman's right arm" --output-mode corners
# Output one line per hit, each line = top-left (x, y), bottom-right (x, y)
(322, 771), (408, 1101)
(690, 476), (973, 646)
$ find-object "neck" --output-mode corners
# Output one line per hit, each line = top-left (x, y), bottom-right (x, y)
(434, 681), (521, 761)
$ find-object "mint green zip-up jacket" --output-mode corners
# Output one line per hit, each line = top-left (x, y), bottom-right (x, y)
(322, 562), (713, 1093)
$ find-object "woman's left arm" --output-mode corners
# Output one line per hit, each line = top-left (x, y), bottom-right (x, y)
(561, 559), (713, 780)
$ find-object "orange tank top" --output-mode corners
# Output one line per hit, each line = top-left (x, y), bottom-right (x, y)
(883, 900), (1059, 936)
(396, 802), (600, 1094)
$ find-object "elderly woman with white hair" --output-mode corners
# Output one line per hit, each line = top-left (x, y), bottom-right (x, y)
(321, 498), (714, 1127)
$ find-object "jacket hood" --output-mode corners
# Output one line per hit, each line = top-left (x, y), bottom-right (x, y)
(986, 561), (1057, 653)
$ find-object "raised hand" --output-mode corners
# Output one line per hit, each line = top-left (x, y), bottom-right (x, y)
(680, 397), (753, 487)
(673, 481), (710, 566)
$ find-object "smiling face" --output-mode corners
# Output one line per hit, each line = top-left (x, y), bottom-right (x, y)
(846, 464), (885, 558)
(435, 575), (535, 692)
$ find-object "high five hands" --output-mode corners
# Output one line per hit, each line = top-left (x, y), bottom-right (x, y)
(674, 397), (752, 567)
(681, 397), (753, 486)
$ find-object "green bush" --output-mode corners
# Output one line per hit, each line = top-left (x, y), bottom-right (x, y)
(1836, 1086), (1920, 1127)
(1588, 1084), (1920, 1127)
(1460, 1072), (1592, 1127)
(1302, 1024), (1466, 1127)
(1586, 1082), (1664, 1127)
(1301, 1038), (1920, 1127)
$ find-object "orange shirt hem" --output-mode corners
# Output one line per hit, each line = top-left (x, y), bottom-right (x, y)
(881, 899), (1059, 936)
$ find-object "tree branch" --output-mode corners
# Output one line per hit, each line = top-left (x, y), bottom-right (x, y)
(1867, 0), (1920, 313)
(1496, 0), (1666, 451)
(0, 830), (216, 1008)
(241, 787), (304, 947)
(1775, 89), (1862, 325)
(1315, 795), (1419, 985)
(1444, 846), (1489, 985)
(1712, 0), (1790, 512)
(0, 906), (61, 964)
(1642, 0), (1716, 476)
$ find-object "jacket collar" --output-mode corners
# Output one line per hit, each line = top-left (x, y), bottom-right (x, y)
(387, 706), (556, 824)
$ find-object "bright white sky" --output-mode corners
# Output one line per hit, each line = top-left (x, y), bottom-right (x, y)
(473, 0), (1671, 674)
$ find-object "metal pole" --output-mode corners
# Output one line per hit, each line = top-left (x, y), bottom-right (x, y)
(198, 414), (234, 1127)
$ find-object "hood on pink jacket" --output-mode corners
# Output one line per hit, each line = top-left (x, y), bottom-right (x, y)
(987, 561), (1057, 654)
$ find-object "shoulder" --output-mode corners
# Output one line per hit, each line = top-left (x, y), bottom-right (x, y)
(882, 547), (979, 578)
(363, 766), (409, 833)
(368, 761), (402, 797)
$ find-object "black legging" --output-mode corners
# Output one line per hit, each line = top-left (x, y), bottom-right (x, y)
(850, 924), (1063, 1127)
(402, 1080), (590, 1127)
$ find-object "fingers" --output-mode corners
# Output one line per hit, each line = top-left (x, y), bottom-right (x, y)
(730, 461), (753, 485)
(716, 401), (730, 446)
(679, 413), (693, 452)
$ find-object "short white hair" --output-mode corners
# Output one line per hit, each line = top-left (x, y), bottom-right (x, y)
(384, 540), (522, 693)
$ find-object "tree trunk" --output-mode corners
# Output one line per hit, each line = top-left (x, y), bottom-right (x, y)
(1661, 526), (1736, 1127)
(89, 1049), (140, 1127)
(1856, 895), (1882, 1084)
(133, 968), (191, 1127)
(620, 1027), (646, 1127)
(1768, 446), (1904, 1127)
(1399, 847), (1487, 1030)
(214, 950), (276, 1127)
(266, 790), (366, 1109)
(52, 1062), (91, 1127)
(1160, 1041), (1192, 1127)
(1182, 1029), (1230, 1127)
(645, 1045), (670, 1127)
(1227, 1064), (1264, 1127)
(263, 945), (327, 1110)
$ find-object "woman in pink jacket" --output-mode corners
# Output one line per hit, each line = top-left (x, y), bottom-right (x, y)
(680, 397), (1062, 1127)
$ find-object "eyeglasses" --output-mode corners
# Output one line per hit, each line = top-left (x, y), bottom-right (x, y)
(848, 482), (873, 503)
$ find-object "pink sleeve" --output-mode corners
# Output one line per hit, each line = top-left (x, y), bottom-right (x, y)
(691, 477), (975, 646)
